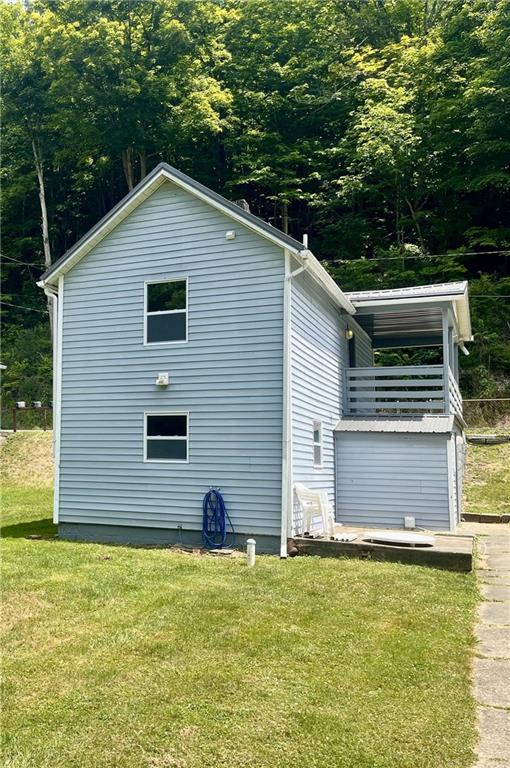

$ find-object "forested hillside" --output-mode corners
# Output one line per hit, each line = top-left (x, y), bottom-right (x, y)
(1, 0), (509, 407)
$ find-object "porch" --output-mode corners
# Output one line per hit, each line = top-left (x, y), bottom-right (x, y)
(344, 281), (471, 420)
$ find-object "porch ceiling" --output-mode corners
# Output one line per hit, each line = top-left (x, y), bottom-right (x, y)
(346, 281), (472, 347)
(355, 306), (444, 348)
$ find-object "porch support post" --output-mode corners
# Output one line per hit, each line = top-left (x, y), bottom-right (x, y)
(453, 342), (459, 381)
(442, 307), (450, 414)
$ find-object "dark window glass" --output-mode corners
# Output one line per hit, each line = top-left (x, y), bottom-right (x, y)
(146, 439), (187, 461)
(147, 312), (186, 343)
(148, 281), (186, 313)
(147, 415), (187, 437)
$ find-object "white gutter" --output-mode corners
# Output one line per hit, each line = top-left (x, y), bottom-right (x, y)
(280, 251), (310, 558)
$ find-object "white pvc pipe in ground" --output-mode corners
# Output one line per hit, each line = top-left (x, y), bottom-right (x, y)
(246, 538), (256, 567)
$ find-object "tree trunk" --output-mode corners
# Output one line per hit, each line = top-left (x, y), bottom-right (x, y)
(404, 196), (426, 254)
(121, 146), (135, 190)
(282, 201), (289, 234)
(139, 149), (147, 181)
(32, 138), (53, 331)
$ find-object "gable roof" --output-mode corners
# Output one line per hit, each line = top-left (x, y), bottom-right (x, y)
(37, 162), (355, 314)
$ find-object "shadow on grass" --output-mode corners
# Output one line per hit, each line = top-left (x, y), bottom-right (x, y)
(1, 518), (57, 539)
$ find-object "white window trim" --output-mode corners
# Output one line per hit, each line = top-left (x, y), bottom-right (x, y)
(313, 420), (323, 468)
(144, 277), (188, 346)
(144, 411), (189, 464)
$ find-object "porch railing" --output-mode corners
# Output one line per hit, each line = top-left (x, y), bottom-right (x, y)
(345, 364), (463, 417)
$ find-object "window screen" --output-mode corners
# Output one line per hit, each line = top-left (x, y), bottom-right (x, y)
(146, 279), (187, 343)
(145, 413), (188, 462)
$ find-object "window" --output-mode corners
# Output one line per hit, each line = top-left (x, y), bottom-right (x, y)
(145, 279), (187, 344)
(313, 421), (322, 467)
(145, 413), (188, 462)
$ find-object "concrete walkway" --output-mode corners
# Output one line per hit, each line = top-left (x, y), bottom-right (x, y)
(471, 525), (510, 768)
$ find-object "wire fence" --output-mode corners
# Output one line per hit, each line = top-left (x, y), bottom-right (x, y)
(0, 407), (53, 432)
(2, 401), (509, 434)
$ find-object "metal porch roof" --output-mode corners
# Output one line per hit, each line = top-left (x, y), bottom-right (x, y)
(334, 416), (455, 433)
(346, 281), (472, 345)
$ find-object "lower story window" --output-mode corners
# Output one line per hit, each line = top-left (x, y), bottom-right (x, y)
(145, 412), (188, 462)
(313, 420), (322, 467)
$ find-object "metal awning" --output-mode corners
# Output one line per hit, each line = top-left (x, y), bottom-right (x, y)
(347, 281), (472, 348)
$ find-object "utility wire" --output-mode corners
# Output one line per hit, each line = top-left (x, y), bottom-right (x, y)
(324, 249), (510, 265)
(0, 301), (47, 314)
(2, 255), (45, 267)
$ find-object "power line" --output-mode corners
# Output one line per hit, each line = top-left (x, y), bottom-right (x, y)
(2, 255), (45, 267)
(1, 300), (47, 314)
(325, 249), (510, 265)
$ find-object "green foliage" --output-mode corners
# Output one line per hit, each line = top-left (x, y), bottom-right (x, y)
(1, 0), (509, 398)
(1, 324), (52, 408)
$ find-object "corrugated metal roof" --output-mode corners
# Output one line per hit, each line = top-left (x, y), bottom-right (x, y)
(334, 416), (454, 433)
(346, 281), (468, 303)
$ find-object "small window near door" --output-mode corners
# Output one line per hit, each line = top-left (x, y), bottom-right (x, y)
(313, 420), (322, 467)
(145, 278), (187, 344)
(145, 413), (188, 462)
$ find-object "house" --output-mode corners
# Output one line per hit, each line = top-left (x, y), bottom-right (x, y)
(37, 163), (472, 556)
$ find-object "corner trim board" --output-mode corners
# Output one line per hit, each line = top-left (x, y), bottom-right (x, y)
(53, 274), (64, 524)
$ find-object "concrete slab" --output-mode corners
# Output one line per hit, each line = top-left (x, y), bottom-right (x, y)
(477, 708), (510, 762)
(293, 530), (472, 571)
(478, 602), (510, 626)
(475, 625), (510, 658)
(479, 583), (510, 601)
(473, 659), (510, 708)
(459, 522), (510, 537)
(485, 554), (510, 571)
(478, 573), (510, 586)
(481, 539), (510, 554)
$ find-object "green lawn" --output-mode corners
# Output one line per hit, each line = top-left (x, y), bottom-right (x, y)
(464, 441), (510, 516)
(1, 434), (478, 768)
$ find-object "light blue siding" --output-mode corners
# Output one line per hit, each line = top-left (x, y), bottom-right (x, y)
(290, 269), (346, 526)
(353, 327), (373, 367)
(59, 181), (284, 538)
(335, 432), (451, 530)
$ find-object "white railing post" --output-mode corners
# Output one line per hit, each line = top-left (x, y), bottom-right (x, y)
(442, 308), (450, 415)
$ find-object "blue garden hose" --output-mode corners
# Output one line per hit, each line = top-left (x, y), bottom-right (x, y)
(202, 488), (235, 549)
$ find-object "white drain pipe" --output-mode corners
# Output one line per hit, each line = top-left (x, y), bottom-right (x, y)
(246, 538), (256, 567)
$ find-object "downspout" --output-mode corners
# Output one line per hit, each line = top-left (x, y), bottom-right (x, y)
(43, 283), (60, 524)
(280, 250), (310, 558)
(44, 285), (58, 425)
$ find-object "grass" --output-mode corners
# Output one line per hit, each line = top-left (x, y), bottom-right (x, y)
(464, 441), (510, 517)
(1, 433), (479, 768)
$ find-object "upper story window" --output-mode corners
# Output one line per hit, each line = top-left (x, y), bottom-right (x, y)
(145, 278), (187, 344)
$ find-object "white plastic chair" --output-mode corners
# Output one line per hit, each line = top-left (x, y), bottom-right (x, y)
(294, 483), (335, 539)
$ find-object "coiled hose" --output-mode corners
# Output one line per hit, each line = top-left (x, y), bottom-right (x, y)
(202, 488), (235, 549)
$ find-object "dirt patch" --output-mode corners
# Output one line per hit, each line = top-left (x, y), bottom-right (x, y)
(1, 431), (53, 488)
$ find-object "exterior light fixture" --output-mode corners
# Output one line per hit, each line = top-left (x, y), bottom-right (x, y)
(345, 328), (354, 340)
(156, 372), (169, 387)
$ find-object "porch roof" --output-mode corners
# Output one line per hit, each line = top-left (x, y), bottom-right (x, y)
(347, 281), (472, 348)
